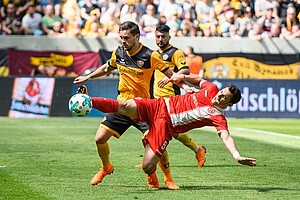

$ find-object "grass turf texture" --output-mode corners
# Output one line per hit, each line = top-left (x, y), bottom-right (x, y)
(0, 117), (299, 200)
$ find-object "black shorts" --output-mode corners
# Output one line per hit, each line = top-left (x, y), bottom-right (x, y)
(100, 113), (149, 138)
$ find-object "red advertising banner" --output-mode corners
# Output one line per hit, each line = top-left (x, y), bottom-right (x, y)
(9, 77), (55, 118)
(8, 49), (99, 76)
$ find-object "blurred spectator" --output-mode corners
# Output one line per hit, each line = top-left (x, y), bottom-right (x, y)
(238, 0), (255, 17)
(248, 23), (263, 39)
(238, 6), (255, 36)
(100, 7), (120, 35)
(1, 0), (32, 21)
(59, 0), (82, 26)
(80, 0), (101, 28)
(22, 5), (43, 35)
(1, 3), (17, 35)
(229, 24), (241, 39)
(166, 12), (181, 36)
(139, 3), (160, 37)
(184, 46), (204, 78)
(41, 4), (62, 35)
(0, 13), (2, 35)
(66, 19), (82, 36)
(100, 0), (121, 23)
(255, 0), (279, 18)
(257, 4), (281, 37)
(213, 0), (230, 19)
(281, 5), (299, 34)
(265, 22), (281, 37)
(278, 0), (293, 21)
(180, 11), (197, 36)
(120, 4), (138, 24)
(158, 14), (167, 25)
(135, 0), (152, 21)
(283, 24), (300, 39)
(182, 0), (197, 20)
(38, 0), (60, 13)
(106, 23), (119, 38)
(158, 0), (183, 22)
(82, 10), (105, 36)
(219, 7), (237, 37)
(48, 21), (66, 36)
(83, 22), (105, 38)
(196, 0), (217, 28)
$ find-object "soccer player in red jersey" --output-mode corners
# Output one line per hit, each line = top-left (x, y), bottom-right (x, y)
(81, 73), (257, 188)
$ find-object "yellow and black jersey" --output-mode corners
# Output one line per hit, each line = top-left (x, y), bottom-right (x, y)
(108, 44), (168, 100)
(154, 45), (189, 98)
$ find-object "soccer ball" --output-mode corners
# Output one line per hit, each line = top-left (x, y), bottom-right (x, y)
(68, 94), (92, 117)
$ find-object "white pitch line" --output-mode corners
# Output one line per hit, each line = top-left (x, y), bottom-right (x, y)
(234, 128), (300, 140)
(231, 127), (300, 149)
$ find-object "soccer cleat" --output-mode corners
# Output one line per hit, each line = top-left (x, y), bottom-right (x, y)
(164, 180), (180, 190)
(77, 85), (88, 95)
(146, 172), (159, 189)
(195, 146), (207, 168)
(135, 161), (143, 169)
(90, 164), (114, 185)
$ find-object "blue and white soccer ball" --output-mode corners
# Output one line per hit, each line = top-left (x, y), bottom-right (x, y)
(68, 94), (92, 117)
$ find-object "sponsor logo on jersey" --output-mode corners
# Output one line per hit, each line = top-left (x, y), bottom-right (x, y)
(162, 54), (169, 60)
(137, 60), (144, 67)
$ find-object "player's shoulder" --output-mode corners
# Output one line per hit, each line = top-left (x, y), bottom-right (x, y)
(200, 80), (218, 90)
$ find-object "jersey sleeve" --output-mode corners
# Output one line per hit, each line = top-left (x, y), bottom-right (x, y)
(212, 115), (230, 135)
(172, 49), (189, 71)
(107, 49), (117, 70)
(150, 51), (169, 72)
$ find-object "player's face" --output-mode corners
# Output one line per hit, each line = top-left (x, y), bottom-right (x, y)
(155, 31), (170, 49)
(212, 87), (233, 108)
(119, 30), (139, 52)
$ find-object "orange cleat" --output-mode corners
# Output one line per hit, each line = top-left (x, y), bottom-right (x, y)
(146, 172), (159, 189)
(90, 164), (114, 185)
(135, 161), (143, 169)
(164, 180), (180, 190)
(195, 146), (206, 168)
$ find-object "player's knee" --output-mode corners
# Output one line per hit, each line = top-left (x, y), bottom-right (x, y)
(95, 129), (112, 144)
(142, 162), (156, 174)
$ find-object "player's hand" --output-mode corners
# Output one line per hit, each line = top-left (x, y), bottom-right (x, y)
(236, 156), (256, 166)
(157, 77), (169, 88)
(168, 73), (184, 84)
(184, 86), (200, 93)
(73, 76), (89, 85)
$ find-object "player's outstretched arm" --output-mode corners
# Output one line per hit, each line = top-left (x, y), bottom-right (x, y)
(73, 63), (111, 85)
(219, 131), (257, 167)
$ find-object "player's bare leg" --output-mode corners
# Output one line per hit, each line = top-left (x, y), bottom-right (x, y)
(90, 127), (114, 185)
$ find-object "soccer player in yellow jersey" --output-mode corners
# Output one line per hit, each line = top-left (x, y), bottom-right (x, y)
(73, 21), (188, 190)
(153, 25), (207, 171)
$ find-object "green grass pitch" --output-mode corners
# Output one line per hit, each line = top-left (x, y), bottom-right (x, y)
(0, 117), (300, 200)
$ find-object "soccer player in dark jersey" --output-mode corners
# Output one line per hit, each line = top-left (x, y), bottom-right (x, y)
(78, 74), (256, 188)
(73, 21), (191, 189)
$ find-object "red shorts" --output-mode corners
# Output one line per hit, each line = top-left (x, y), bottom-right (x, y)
(133, 97), (174, 158)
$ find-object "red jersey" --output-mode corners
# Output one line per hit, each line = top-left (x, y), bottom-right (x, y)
(167, 81), (229, 134)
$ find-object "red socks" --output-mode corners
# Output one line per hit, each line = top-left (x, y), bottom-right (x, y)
(91, 97), (119, 113)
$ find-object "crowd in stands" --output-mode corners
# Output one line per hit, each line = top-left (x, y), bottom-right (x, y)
(0, 0), (300, 39)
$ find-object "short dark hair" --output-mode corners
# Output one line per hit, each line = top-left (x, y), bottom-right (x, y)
(156, 24), (170, 33)
(228, 83), (241, 104)
(119, 21), (140, 36)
